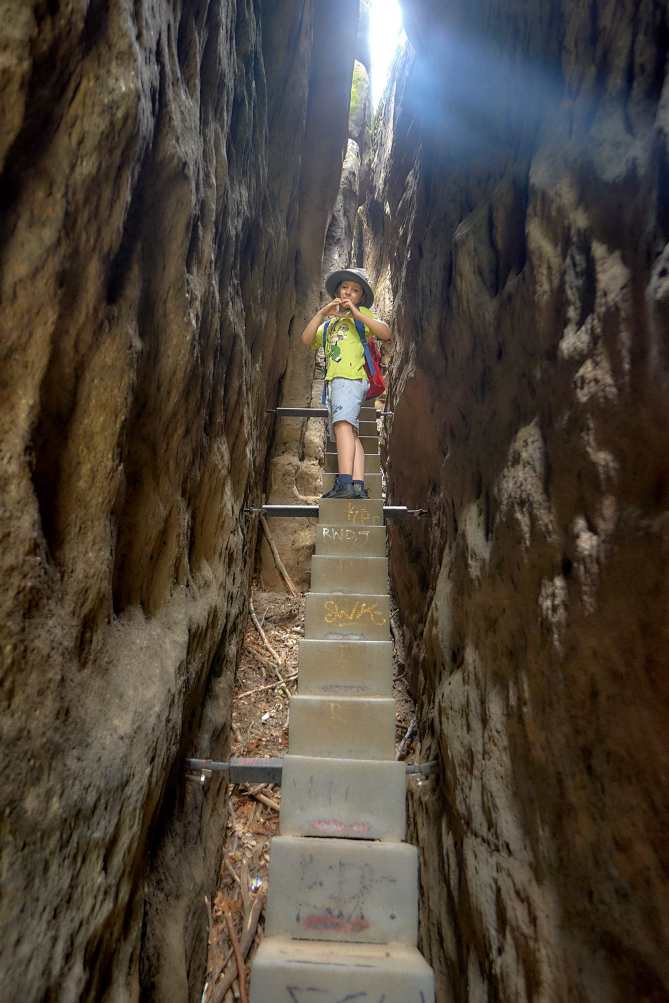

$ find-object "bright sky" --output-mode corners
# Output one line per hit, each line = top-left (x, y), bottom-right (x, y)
(369, 0), (405, 107)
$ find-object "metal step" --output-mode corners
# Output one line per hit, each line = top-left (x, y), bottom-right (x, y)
(298, 638), (393, 697)
(279, 755), (406, 841)
(318, 498), (384, 526)
(288, 694), (396, 760)
(326, 434), (378, 454)
(311, 555), (388, 594)
(315, 523), (387, 557)
(264, 836), (419, 945)
(304, 592), (391, 641)
(251, 938), (434, 1003)
(325, 450), (381, 473)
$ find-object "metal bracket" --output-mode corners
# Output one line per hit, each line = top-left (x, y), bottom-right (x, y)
(185, 756), (437, 784)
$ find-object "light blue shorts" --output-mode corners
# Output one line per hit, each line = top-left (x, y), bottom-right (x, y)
(326, 377), (369, 438)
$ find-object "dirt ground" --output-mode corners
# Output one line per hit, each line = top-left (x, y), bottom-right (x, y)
(201, 587), (416, 1003)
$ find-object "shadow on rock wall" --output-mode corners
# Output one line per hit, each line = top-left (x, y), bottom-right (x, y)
(362, 1), (669, 1000)
(0, 1), (356, 999)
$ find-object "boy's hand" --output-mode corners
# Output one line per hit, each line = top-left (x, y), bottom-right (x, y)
(319, 298), (342, 318)
(339, 295), (362, 320)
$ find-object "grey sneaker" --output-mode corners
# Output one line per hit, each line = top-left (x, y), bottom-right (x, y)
(353, 484), (369, 499)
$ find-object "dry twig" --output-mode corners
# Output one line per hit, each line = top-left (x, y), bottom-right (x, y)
(248, 599), (292, 699)
(223, 905), (248, 1003)
(260, 515), (299, 596)
(237, 673), (298, 699)
(249, 600), (283, 667)
(248, 790), (280, 813)
(210, 896), (264, 1003)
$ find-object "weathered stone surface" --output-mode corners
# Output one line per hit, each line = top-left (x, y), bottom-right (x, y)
(262, 10), (373, 591)
(0, 2), (357, 1000)
(323, 137), (362, 275)
(265, 836), (419, 944)
(364, 1), (669, 1000)
(251, 937), (434, 1003)
(280, 754), (407, 840)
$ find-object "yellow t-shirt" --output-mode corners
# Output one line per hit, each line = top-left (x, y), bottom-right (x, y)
(314, 307), (374, 381)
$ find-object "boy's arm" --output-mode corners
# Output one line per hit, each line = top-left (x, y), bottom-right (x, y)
(300, 300), (340, 347)
(339, 299), (392, 342)
(362, 313), (392, 342)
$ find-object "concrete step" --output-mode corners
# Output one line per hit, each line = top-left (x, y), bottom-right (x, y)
(288, 695), (395, 759)
(326, 434), (378, 454)
(325, 450), (381, 473)
(265, 836), (418, 945)
(298, 638), (393, 697)
(251, 937), (434, 1002)
(360, 406), (380, 419)
(311, 555), (388, 594)
(318, 498), (384, 527)
(315, 523), (387, 557)
(305, 593), (391, 641)
(280, 755), (406, 840)
(322, 472), (383, 500)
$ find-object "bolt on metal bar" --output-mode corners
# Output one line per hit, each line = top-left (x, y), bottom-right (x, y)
(185, 756), (436, 784)
(185, 756), (284, 785)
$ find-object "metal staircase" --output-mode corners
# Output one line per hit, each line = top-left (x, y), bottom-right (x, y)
(250, 405), (435, 1002)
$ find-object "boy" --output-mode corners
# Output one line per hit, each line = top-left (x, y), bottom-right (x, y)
(301, 267), (391, 499)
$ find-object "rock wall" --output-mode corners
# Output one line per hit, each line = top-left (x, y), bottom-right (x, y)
(362, 2), (669, 1001)
(261, 35), (371, 591)
(0, 2), (356, 999)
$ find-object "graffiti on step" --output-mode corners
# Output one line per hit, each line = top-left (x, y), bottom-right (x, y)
(322, 526), (371, 542)
(323, 600), (387, 627)
(295, 856), (397, 940)
(311, 817), (370, 836)
(286, 990), (428, 1002)
(346, 502), (372, 524)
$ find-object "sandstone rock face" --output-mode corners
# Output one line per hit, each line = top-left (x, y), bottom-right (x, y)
(363, 2), (669, 1000)
(262, 25), (370, 592)
(0, 2), (356, 1000)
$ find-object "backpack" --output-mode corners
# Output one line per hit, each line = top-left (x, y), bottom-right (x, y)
(321, 317), (385, 401)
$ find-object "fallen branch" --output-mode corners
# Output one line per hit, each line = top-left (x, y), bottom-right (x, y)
(210, 895), (264, 1003)
(249, 599), (283, 667)
(237, 673), (298, 699)
(223, 905), (248, 1003)
(248, 790), (280, 813)
(260, 514), (298, 596)
(249, 598), (292, 699)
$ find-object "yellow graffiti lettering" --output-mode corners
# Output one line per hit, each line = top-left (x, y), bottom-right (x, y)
(323, 600), (387, 627)
(346, 503), (370, 525)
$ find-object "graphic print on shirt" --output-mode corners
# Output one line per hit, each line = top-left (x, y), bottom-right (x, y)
(326, 324), (347, 363)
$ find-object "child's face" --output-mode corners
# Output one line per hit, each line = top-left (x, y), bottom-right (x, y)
(338, 280), (364, 305)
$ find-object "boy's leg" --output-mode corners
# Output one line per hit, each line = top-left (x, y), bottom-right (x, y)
(334, 421), (356, 476)
(352, 436), (365, 481)
(322, 379), (363, 499)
